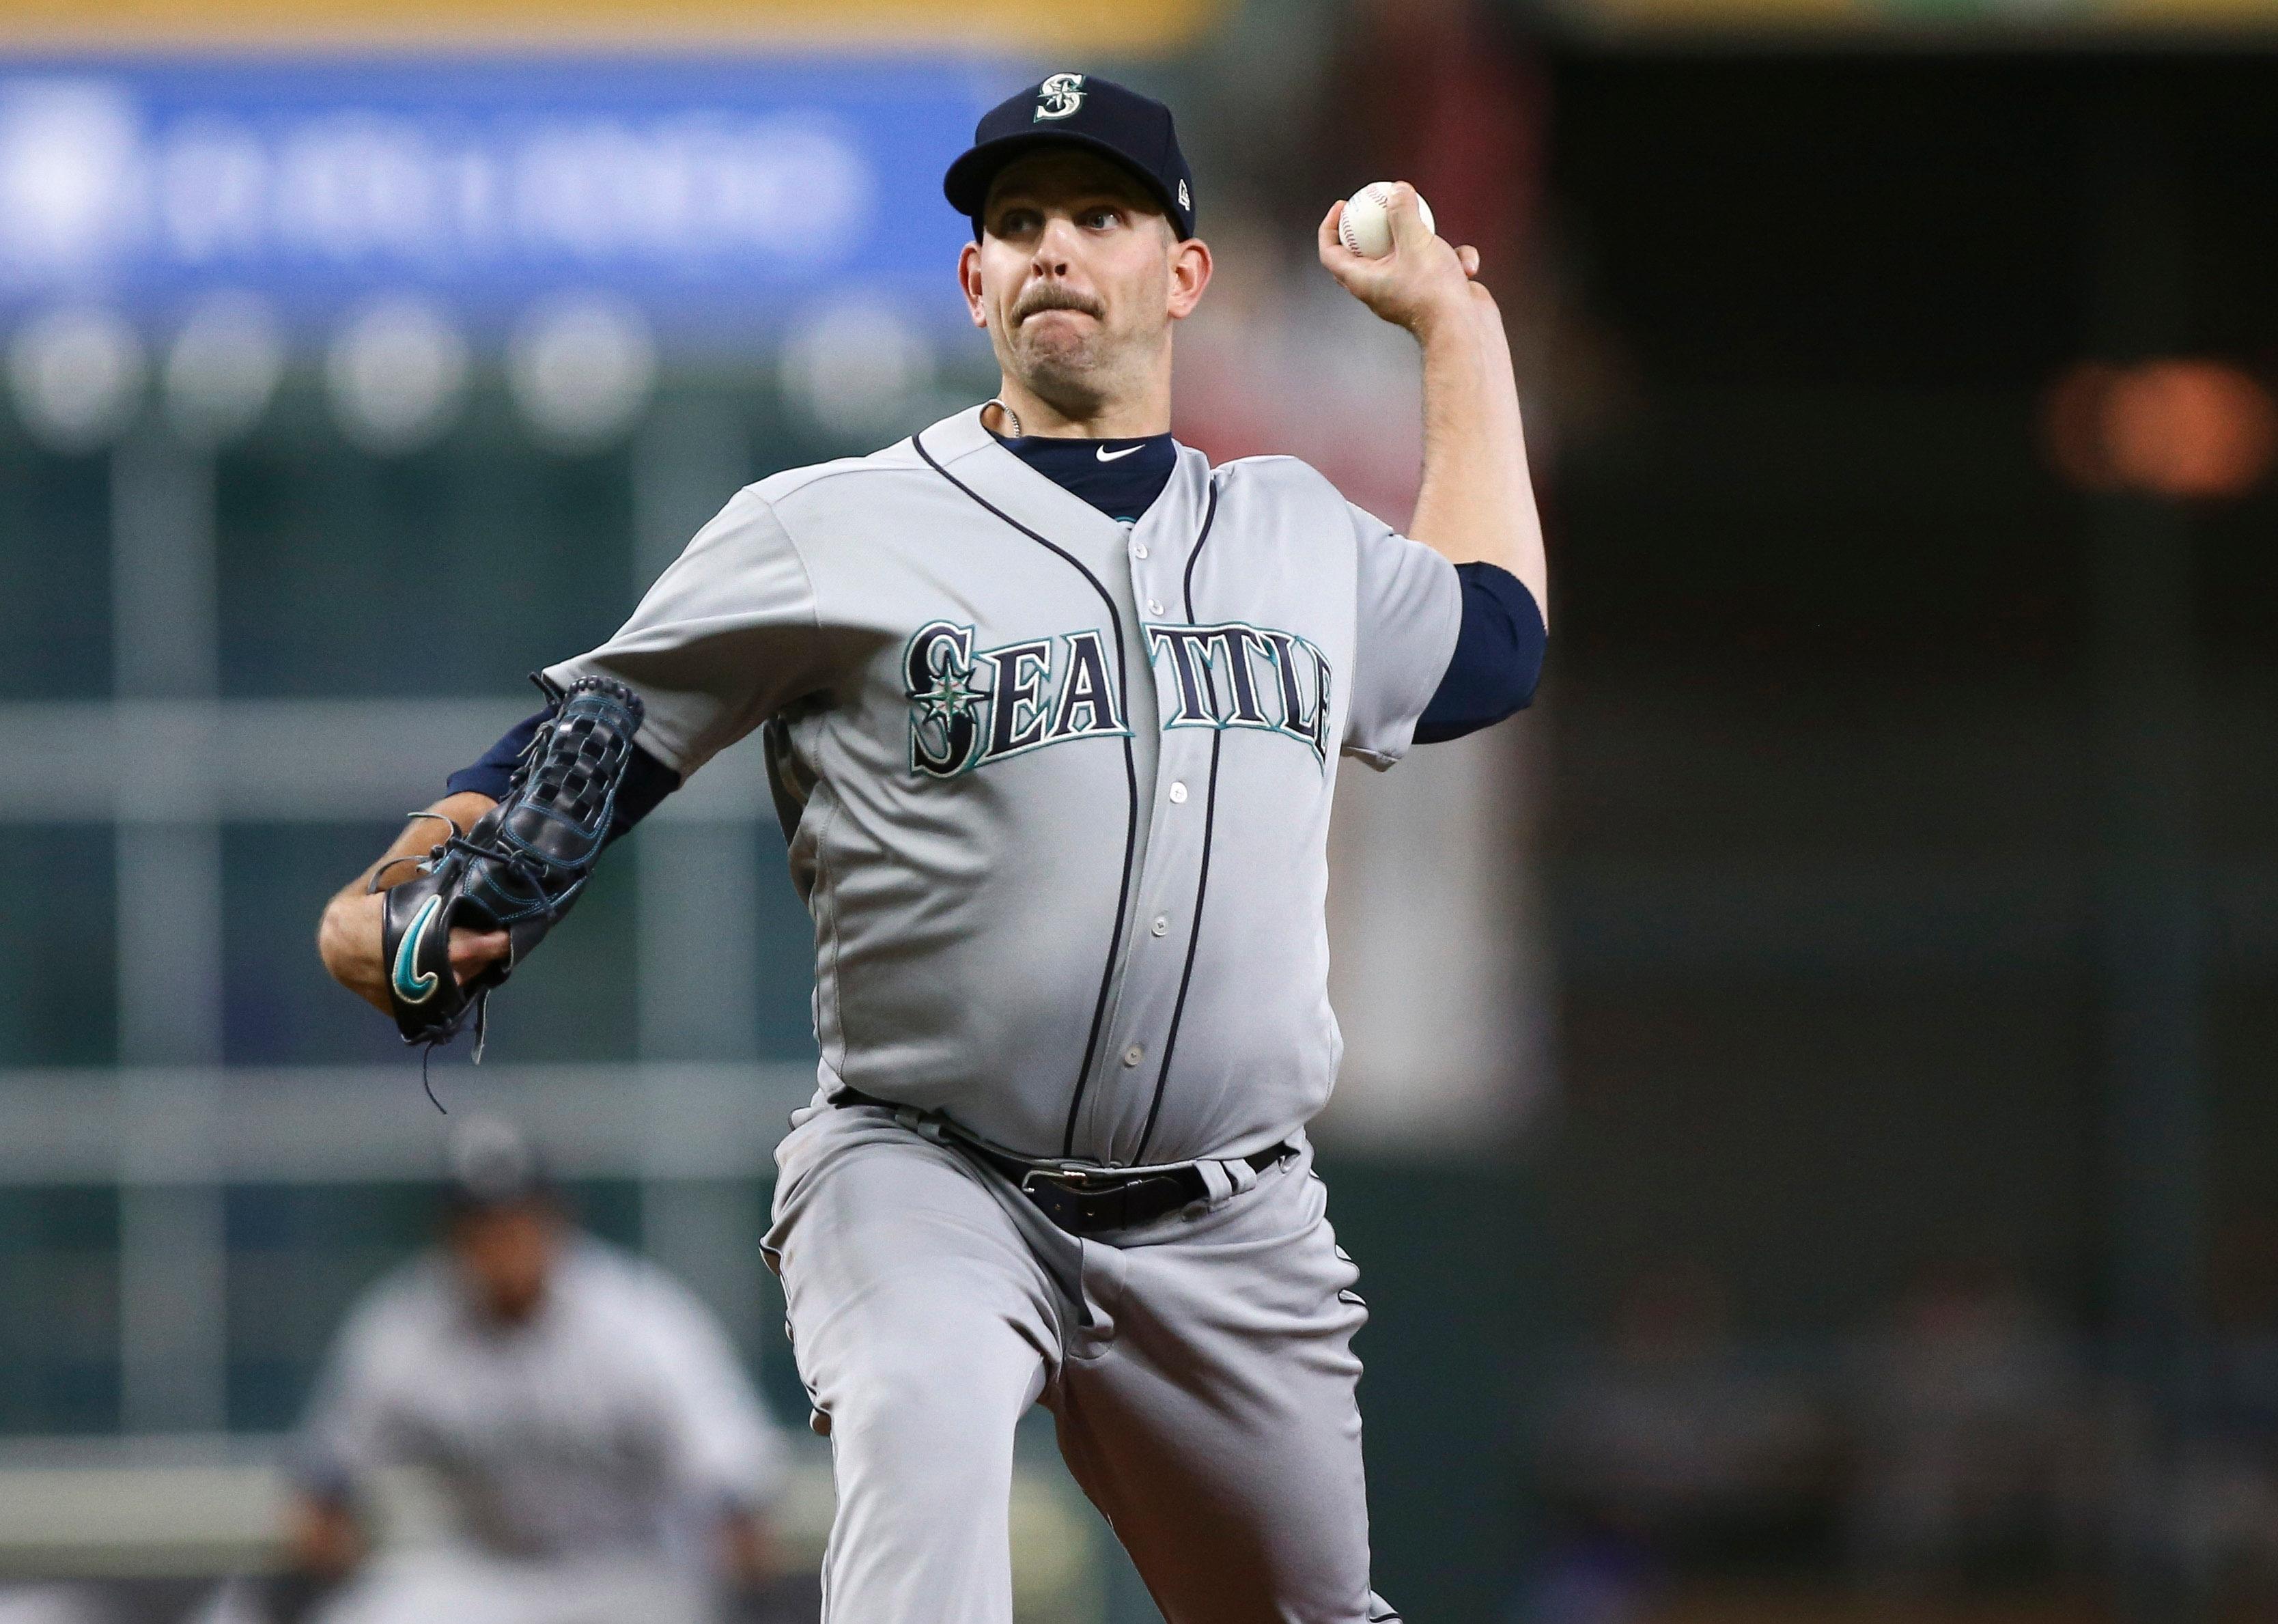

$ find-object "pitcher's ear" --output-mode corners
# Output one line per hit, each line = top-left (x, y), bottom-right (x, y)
(958, 241), (989, 328)
(1169, 236), (1212, 320)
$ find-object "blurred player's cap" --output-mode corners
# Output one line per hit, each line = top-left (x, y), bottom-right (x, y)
(442, 1116), (550, 1212)
(944, 73), (1196, 241)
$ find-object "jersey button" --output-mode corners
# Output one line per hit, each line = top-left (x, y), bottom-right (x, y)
(1147, 598), (1164, 616)
(1151, 915), (1169, 936)
(1122, 1044), (1145, 1067)
(1132, 543), (1150, 559)
(1168, 781), (1188, 804)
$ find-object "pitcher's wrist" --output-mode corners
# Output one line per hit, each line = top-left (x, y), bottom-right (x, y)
(1414, 296), (1498, 363)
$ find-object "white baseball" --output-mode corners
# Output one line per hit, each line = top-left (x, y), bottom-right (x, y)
(1338, 181), (1435, 258)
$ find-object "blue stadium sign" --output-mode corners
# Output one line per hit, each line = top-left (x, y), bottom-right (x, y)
(0, 57), (1002, 344)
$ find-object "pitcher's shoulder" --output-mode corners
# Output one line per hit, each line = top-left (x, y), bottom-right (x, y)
(1207, 451), (1344, 505)
(1200, 453), (1366, 544)
(744, 438), (934, 509)
(709, 440), (942, 554)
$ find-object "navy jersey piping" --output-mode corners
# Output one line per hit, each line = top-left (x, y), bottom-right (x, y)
(913, 427), (1142, 1159)
(1135, 477), (1223, 1161)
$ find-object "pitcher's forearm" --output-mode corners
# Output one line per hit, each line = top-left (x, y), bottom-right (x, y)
(317, 792), (497, 1013)
(1407, 298), (1549, 620)
(320, 890), (394, 1014)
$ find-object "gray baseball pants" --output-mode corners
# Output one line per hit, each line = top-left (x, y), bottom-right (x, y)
(763, 1104), (1401, 1624)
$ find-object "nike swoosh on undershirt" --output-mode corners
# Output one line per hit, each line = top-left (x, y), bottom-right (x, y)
(1095, 444), (1143, 462)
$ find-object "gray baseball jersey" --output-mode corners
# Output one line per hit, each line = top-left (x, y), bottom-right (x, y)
(296, 1238), (785, 1560)
(546, 403), (1460, 1166)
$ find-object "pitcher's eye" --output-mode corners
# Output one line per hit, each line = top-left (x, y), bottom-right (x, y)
(1082, 208), (1121, 231)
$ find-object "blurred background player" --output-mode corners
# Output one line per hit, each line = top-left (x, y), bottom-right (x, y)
(279, 1119), (791, 1624)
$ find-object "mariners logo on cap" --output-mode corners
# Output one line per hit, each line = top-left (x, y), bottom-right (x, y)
(1035, 73), (1086, 121)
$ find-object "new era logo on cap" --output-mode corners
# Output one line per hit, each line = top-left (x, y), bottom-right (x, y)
(1035, 73), (1085, 121)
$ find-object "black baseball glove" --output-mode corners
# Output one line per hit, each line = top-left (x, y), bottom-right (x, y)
(375, 675), (646, 1053)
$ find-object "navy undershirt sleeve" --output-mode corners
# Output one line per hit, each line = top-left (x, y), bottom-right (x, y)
(1413, 563), (1546, 745)
(445, 708), (681, 845)
(444, 711), (544, 804)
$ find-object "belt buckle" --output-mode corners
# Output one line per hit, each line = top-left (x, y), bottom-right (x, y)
(1020, 1164), (1099, 1196)
(1015, 1172), (1088, 1233)
(1020, 1164), (1128, 1234)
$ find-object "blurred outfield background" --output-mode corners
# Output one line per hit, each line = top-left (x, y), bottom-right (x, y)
(1, 0), (2276, 1620)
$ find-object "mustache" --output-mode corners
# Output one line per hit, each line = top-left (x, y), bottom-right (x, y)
(1012, 284), (1105, 325)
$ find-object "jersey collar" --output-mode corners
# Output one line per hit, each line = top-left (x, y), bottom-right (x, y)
(915, 404), (1212, 591)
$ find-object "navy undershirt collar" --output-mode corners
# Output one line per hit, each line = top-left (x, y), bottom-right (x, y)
(989, 429), (1177, 523)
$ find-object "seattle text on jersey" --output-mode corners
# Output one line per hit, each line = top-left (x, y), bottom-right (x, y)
(903, 616), (1334, 779)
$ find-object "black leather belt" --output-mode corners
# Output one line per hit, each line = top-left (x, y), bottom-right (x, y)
(831, 1088), (1286, 1236)
(959, 1138), (1290, 1236)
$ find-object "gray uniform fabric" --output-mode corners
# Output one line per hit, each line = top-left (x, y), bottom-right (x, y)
(546, 404), (1461, 1167)
(765, 1102), (1398, 1624)
(542, 401), (1459, 1622)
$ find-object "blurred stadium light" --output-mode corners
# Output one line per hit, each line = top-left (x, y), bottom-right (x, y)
(5, 306), (143, 453)
(505, 294), (658, 451)
(2044, 359), (2277, 499)
(322, 297), (470, 454)
(160, 294), (286, 448)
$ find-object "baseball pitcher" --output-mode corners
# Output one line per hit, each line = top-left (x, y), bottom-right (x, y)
(318, 74), (1547, 1623)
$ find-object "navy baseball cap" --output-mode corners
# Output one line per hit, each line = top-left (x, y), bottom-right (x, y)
(944, 73), (1196, 241)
